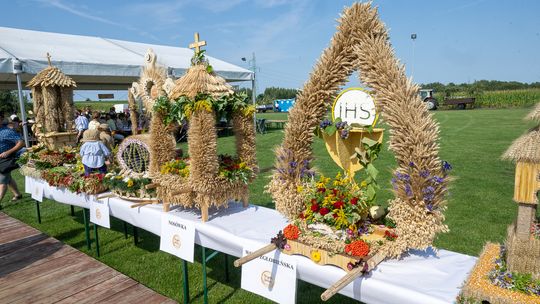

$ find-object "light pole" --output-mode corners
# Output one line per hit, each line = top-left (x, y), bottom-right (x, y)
(241, 53), (257, 108)
(410, 33), (417, 78)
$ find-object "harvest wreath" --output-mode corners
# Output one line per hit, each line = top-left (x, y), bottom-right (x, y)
(234, 2), (450, 301)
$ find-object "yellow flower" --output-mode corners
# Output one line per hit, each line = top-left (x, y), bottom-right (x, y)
(296, 185), (304, 193)
(239, 162), (247, 169)
(242, 105), (256, 117)
(194, 100), (212, 112)
(361, 181), (368, 187)
(311, 250), (321, 263)
(127, 179), (134, 188)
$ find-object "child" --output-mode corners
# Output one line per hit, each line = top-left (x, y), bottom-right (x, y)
(80, 129), (110, 176)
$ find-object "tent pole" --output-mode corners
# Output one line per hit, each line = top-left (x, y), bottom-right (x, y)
(15, 71), (30, 147)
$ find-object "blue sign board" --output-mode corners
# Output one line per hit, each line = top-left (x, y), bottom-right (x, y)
(274, 99), (295, 112)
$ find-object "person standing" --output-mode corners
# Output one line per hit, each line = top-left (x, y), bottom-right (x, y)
(88, 111), (101, 130)
(0, 112), (24, 206)
(75, 110), (89, 142)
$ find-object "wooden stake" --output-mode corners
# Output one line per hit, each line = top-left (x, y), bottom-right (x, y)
(233, 243), (277, 267)
(320, 252), (386, 301)
(130, 201), (156, 208)
(96, 193), (115, 200)
(321, 266), (364, 301)
(46, 52), (52, 66)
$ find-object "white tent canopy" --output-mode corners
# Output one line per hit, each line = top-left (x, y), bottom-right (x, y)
(0, 26), (254, 90)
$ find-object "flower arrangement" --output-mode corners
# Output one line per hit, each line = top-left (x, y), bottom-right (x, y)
(153, 91), (254, 127)
(298, 173), (370, 230)
(488, 246), (540, 296)
(103, 171), (156, 199)
(160, 158), (190, 177)
(41, 166), (107, 194)
(218, 154), (253, 184)
(159, 155), (253, 184)
(19, 145), (77, 170)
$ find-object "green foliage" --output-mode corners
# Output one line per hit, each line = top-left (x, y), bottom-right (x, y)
(0, 90), (30, 115)
(256, 86), (298, 105)
(153, 92), (251, 126)
(356, 136), (382, 203)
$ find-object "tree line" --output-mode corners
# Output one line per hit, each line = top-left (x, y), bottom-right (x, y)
(420, 80), (540, 97)
(237, 87), (298, 105)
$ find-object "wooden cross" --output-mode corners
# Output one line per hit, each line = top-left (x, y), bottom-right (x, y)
(189, 32), (206, 53)
(46, 52), (52, 66)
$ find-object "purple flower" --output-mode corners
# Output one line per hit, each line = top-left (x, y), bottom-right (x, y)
(419, 170), (430, 178)
(319, 119), (332, 129)
(426, 203), (434, 212)
(339, 129), (349, 139)
(409, 161), (415, 168)
(423, 186), (435, 194)
(289, 161), (297, 168)
(432, 176), (444, 184)
(442, 161), (452, 172)
(405, 184), (413, 196)
(396, 172), (410, 182)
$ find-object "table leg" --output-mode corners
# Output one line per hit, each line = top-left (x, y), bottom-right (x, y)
(82, 208), (91, 250)
(182, 260), (190, 304)
(94, 223), (100, 257)
(133, 226), (139, 245)
(224, 254), (230, 282)
(123, 221), (128, 239)
(35, 200), (41, 224)
(70, 205), (75, 216)
(201, 246), (220, 304)
(202, 247), (208, 304)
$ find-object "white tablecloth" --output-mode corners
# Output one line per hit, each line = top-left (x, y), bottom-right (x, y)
(25, 177), (476, 304)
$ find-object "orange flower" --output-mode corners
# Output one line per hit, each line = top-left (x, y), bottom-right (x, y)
(345, 240), (370, 257)
(283, 224), (300, 240)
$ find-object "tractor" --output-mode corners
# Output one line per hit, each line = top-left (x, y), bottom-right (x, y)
(419, 89), (438, 110)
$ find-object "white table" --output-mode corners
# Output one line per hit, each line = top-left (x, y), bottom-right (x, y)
(25, 177), (476, 304)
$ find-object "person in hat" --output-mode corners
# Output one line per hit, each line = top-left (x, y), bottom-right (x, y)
(0, 111), (24, 205)
(80, 129), (110, 176)
(98, 123), (114, 151)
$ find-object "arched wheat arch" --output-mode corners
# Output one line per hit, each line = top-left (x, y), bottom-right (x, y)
(267, 2), (448, 258)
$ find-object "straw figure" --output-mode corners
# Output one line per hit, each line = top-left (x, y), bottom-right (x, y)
(27, 53), (77, 149)
(131, 49), (175, 175)
(502, 103), (540, 279)
(152, 33), (257, 221)
(267, 1), (449, 265)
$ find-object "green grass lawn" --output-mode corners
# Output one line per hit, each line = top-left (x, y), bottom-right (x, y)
(1, 107), (536, 303)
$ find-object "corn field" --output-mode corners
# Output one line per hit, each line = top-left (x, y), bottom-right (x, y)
(475, 89), (540, 108)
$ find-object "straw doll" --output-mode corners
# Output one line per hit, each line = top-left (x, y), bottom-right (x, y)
(80, 129), (110, 176)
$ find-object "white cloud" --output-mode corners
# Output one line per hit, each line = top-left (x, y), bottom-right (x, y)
(35, 0), (162, 41)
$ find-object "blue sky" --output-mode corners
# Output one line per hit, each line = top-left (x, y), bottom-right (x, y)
(3, 0), (540, 100)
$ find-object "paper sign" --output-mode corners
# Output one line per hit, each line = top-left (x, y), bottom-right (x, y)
(90, 197), (110, 228)
(31, 182), (43, 202)
(24, 177), (33, 194)
(241, 245), (297, 304)
(159, 212), (195, 262)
